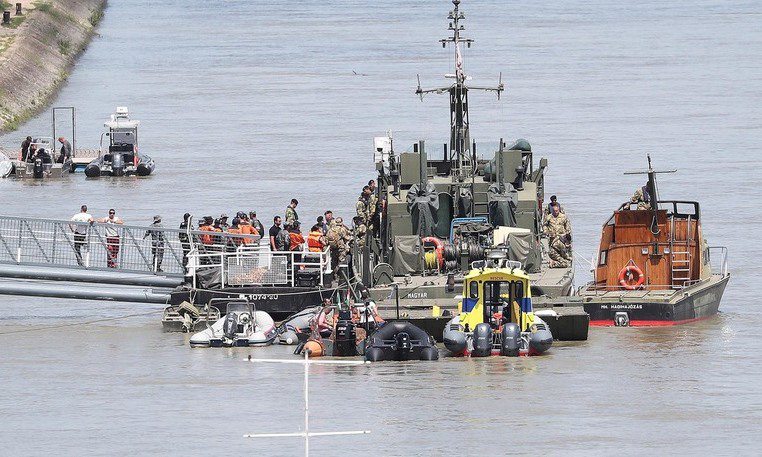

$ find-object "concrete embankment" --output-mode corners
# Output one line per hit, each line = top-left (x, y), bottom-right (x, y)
(0, 0), (106, 133)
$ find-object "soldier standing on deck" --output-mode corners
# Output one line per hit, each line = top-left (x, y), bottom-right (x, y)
(285, 199), (299, 226)
(356, 186), (371, 226)
(144, 215), (165, 272)
(326, 217), (351, 270)
(542, 202), (572, 268)
(368, 179), (379, 235)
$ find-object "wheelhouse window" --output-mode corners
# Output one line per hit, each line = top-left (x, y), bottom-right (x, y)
(599, 250), (608, 266)
(469, 281), (479, 298)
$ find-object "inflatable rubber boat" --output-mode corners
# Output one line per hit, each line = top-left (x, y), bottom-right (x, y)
(85, 107), (155, 177)
(294, 301), (438, 361)
(189, 300), (276, 347)
(364, 321), (439, 362)
(443, 251), (553, 357)
(276, 306), (321, 345)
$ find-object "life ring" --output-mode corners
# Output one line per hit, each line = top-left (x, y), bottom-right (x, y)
(618, 264), (645, 290)
(421, 236), (444, 269)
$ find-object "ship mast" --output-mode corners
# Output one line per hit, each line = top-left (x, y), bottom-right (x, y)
(416, 0), (504, 180)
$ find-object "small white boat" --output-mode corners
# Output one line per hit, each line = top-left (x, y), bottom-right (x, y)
(190, 300), (277, 347)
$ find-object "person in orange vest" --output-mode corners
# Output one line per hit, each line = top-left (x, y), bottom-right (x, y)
(289, 221), (305, 251)
(307, 224), (326, 252)
(199, 216), (215, 246)
(227, 217), (244, 251)
(237, 211), (257, 245)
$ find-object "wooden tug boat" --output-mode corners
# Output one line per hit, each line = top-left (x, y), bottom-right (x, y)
(578, 157), (729, 326)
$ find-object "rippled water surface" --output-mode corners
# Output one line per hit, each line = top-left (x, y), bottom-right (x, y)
(1, 0), (761, 455)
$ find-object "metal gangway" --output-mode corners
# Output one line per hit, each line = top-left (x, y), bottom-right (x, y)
(0, 214), (330, 303)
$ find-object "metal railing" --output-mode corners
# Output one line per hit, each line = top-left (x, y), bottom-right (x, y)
(0, 214), (263, 277)
(188, 245), (331, 289)
(707, 246), (729, 277)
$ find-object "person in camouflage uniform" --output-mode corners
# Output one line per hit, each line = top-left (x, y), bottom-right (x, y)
(630, 184), (651, 210)
(356, 186), (371, 226)
(368, 179), (379, 236)
(325, 217), (351, 269)
(352, 215), (367, 249)
(285, 199), (299, 225)
(542, 202), (572, 268)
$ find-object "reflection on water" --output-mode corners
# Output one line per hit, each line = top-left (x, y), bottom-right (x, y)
(1, 0), (762, 454)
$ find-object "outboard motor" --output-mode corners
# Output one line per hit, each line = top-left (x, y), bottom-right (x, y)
(111, 153), (125, 176)
(32, 157), (44, 179)
(223, 312), (238, 339)
(333, 318), (358, 357)
(471, 323), (493, 357)
(500, 323), (522, 357)
(394, 332), (412, 356)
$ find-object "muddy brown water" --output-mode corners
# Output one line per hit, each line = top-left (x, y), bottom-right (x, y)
(1, 0), (761, 454)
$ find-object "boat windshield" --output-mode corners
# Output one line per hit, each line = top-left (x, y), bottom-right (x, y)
(483, 280), (524, 319)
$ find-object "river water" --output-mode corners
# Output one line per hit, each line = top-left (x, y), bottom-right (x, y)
(1, 0), (761, 455)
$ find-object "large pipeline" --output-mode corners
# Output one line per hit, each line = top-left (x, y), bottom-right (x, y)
(0, 264), (184, 288)
(0, 280), (171, 304)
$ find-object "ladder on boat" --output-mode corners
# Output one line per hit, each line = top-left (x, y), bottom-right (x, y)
(670, 214), (692, 289)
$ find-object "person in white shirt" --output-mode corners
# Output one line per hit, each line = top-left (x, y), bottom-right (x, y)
(70, 205), (93, 266)
(98, 209), (124, 268)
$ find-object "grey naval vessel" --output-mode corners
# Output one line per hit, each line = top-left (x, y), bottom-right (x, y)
(353, 0), (588, 340)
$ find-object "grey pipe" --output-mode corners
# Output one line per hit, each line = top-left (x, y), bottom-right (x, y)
(0, 264), (184, 288)
(0, 280), (170, 304)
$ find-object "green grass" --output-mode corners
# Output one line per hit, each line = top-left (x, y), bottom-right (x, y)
(1, 15), (25, 29)
(88, 7), (104, 27)
(57, 38), (70, 55)
(0, 36), (14, 54)
(33, 2), (53, 14)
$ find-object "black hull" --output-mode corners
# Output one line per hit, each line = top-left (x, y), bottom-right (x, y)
(585, 275), (728, 326)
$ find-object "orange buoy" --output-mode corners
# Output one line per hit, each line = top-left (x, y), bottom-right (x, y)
(304, 340), (324, 357)
(618, 264), (645, 290)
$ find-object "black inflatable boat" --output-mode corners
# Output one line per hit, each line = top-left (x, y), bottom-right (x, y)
(365, 321), (439, 362)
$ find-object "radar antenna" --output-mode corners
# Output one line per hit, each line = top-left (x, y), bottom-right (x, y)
(415, 0), (504, 179)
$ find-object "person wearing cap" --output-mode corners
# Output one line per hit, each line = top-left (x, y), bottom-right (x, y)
(144, 215), (165, 272)
(543, 194), (565, 222)
(179, 213), (192, 266)
(218, 213), (230, 231)
(97, 209), (124, 268)
(199, 216), (215, 246)
(325, 217), (351, 269)
(237, 212), (256, 245)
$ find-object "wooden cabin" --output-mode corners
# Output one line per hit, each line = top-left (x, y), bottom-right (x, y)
(593, 201), (711, 291)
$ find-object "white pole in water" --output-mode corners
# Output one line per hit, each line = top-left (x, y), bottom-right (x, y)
(304, 350), (309, 457)
(243, 354), (371, 457)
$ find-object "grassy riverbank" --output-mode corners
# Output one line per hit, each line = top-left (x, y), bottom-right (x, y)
(0, 0), (106, 133)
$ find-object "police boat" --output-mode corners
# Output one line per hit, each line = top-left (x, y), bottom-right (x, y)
(443, 250), (553, 357)
(189, 299), (277, 347)
(85, 107), (155, 177)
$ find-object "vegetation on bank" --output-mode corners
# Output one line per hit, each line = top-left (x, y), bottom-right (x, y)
(0, 1), (106, 133)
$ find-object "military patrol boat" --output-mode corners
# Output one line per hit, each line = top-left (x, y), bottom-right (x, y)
(355, 0), (585, 339)
(577, 156), (729, 326)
